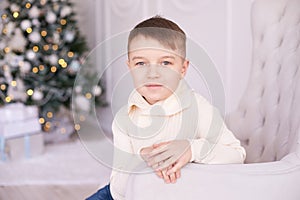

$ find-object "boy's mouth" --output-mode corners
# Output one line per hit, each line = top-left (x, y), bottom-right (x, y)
(145, 84), (163, 88)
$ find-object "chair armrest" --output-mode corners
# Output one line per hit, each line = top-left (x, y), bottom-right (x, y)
(126, 153), (300, 200)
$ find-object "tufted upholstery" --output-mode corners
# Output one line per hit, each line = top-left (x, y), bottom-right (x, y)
(227, 0), (300, 163)
(126, 0), (300, 199)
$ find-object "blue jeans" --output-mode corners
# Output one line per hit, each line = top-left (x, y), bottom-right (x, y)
(86, 184), (114, 200)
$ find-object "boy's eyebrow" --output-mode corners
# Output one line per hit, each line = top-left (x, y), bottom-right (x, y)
(131, 56), (176, 60)
(132, 56), (145, 60)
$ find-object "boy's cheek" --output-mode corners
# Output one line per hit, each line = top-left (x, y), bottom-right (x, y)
(130, 65), (181, 91)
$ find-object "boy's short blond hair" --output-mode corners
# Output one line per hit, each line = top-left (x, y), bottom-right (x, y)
(128, 16), (186, 58)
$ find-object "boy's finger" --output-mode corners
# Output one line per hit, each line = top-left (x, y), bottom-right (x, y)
(169, 172), (177, 183)
(153, 141), (170, 148)
(147, 151), (173, 166)
(162, 170), (171, 184)
(148, 145), (168, 157)
(155, 170), (163, 179)
(175, 169), (181, 179)
(166, 161), (183, 175)
(154, 157), (175, 171)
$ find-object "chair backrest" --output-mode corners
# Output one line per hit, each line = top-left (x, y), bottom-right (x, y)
(227, 0), (300, 163)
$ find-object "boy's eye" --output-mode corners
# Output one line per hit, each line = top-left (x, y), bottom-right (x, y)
(161, 61), (172, 66)
(135, 62), (146, 66)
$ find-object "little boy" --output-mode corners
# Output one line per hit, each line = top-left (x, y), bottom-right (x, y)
(87, 16), (246, 200)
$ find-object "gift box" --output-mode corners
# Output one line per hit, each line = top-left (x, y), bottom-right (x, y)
(0, 103), (38, 123)
(3, 132), (44, 161)
(0, 103), (43, 161)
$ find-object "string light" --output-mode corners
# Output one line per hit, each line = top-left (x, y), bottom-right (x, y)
(26, 27), (32, 33)
(2, 28), (7, 34)
(61, 62), (67, 68)
(40, 0), (46, 5)
(52, 45), (58, 51)
(3, 65), (9, 71)
(41, 30), (47, 37)
(39, 118), (45, 124)
(33, 46), (39, 52)
(5, 96), (11, 103)
(27, 89), (34, 96)
(45, 122), (51, 129)
(60, 19), (67, 25)
(1, 14), (7, 20)
(0, 84), (6, 90)
(74, 124), (81, 131)
(67, 51), (74, 58)
(58, 58), (68, 68)
(13, 12), (19, 18)
(79, 115), (86, 122)
(11, 80), (17, 87)
(51, 66), (57, 73)
(60, 128), (66, 134)
(85, 92), (92, 99)
(58, 58), (65, 65)
(47, 112), (53, 118)
(25, 3), (31, 9)
(32, 67), (39, 73)
(43, 45), (49, 51)
(19, 61), (24, 67)
(39, 65), (45, 71)
(4, 47), (10, 53)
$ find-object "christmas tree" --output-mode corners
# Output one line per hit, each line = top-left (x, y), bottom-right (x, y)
(0, 0), (104, 140)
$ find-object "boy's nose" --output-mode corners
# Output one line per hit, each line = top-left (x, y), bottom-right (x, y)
(147, 64), (160, 79)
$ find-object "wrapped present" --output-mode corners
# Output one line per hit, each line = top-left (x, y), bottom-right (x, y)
(0, 118), (41, 138)
(0, 103), (38, 123)
(1, 132), (44, 161)
(0, 103), (43, 161)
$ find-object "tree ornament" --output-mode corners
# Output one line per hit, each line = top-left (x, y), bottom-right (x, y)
(20, 20), (32, 30)
(46, 12), (57, 24)
(64, 30), (75, 42)
(8, 28), (27, 52)
(93, 85), (102, 96)
(20, 61), (31, 74)
(60, 6), (72, 18)
(28, 6), (40, 18)
(75, 95), (90, 112)
(5, 53), (24, 68)
(32, 89), (43, 101)
(5, 22), (15, 37)
(10, 4), (20, 12)
(26, 50), (36, 60)
(28, 31), (41, 43)
(48, 54), (58, 65)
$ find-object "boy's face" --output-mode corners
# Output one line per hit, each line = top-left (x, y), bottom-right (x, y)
(127, 35), (189, 105)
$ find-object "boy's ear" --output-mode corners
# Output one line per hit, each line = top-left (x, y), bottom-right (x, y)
(126, 60), (130, 68)
(181, 59), (189, 78)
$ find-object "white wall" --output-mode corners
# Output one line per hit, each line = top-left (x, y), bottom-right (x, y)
(72, 0), (253, 114)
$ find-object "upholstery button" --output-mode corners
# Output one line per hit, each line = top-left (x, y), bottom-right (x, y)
(262, 117), (266, 126)
(277, 95), (281, 104)
(261, 62), (266, 70)
(261, 88), (265, 97)
(277, 64), (282, 75)
(244, 139), (250, 146)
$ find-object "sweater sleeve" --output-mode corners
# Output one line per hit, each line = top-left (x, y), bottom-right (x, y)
(189, 95), (246, 164)
(110, 110), (141, 200)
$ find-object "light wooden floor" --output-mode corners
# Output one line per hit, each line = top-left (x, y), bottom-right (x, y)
(0, 184), (98, 200)
(0, 139), (111, 200)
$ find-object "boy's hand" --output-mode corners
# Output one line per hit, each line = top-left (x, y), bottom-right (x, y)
(155, 164), (181, 184)
(140, 142), (181, 183)
(147, 140), (192, 172)
(140, 141), (170, 162)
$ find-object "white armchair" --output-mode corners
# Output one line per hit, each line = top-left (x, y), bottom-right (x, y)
(125, 0), (300, 199)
